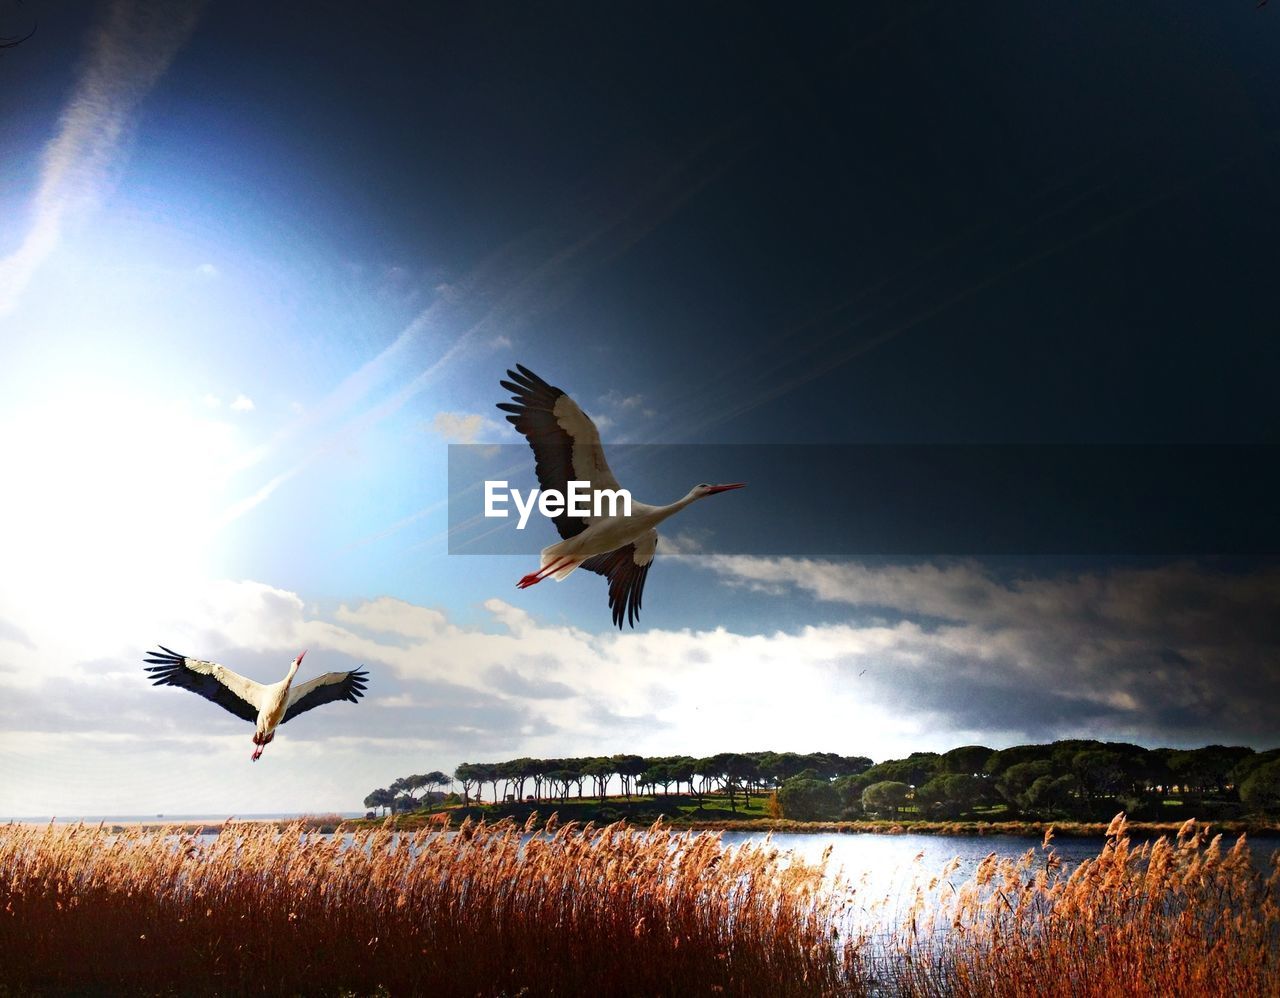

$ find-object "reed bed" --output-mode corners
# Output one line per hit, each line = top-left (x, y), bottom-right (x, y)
(860, 814), (1280, 997)
(0, 814), (1276, 996)
(0, 816), (848, 996)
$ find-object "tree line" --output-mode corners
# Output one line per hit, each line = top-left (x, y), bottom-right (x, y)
(364, 741), (1280, 821)
(780, 741), (1280, 821)
(364, 752), (871, 816)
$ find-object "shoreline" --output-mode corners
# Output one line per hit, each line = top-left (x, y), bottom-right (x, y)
(354, 812), (1280, 838)
(215, 815), (1280, 838)
(12, 815), (1279, 838)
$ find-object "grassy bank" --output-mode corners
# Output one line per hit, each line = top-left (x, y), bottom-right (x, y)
(357, 795), (1280, 839)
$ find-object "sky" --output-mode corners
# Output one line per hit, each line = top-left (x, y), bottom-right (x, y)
(0, 0), (1277, 816)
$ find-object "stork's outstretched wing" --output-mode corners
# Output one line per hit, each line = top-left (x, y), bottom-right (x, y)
(581, 529), (657, 629)
(143, 645), (263, 723)
(497, 364), (622, 540)
(282, 668), (369, 724)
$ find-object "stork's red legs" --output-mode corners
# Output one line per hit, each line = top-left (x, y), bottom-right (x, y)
(517, 557), (570, 589)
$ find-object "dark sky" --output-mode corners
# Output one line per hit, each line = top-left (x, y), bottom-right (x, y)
(10, 1), (1275, 444)
(152, 0), (1280, 447)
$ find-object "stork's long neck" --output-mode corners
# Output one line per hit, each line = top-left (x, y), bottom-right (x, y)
(648, 491), (701, 525)
(284, 658), (301, 686)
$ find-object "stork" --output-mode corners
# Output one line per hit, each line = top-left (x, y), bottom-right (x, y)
(497, 364), (744, 628)
(143, 646), (369, 761)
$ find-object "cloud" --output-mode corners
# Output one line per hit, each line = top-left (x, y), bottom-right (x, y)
(335, 597), (448, 640)
(196, 263), (218, 279)
(484, 665), (577, 700)
(661, 531), (710, 555)
(0, 578), (940, 814)
(431, 411), (500, 444)
(0, 617), (34, 651)
(0, 0), (205, 315)
(599, 390), (645, 410)
(230, 394), (255, 412)
(3, 559), (1277, 815)
(201, 394), (221, 408)
(700, 556), (1280, 745)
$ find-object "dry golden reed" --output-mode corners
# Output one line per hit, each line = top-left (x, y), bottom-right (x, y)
(1, 813), (1275, 996)
(859, 814), (1280, 998)
(0, 816), (846, 996)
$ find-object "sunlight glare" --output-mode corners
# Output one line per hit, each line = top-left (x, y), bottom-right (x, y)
(0, 382), (244, 656)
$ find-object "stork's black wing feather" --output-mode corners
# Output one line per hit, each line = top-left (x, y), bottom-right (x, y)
(496, 364), (589, 540)
(581, 543), (653, 629)
(281, 668), (369, 724)
(142, 645), (259, 724)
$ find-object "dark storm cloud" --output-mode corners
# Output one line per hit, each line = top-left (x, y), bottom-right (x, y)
(708, 557), (1280, 745)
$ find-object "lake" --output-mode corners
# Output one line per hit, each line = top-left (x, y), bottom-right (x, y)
(719, 830), (1280, 945)
(723, 828), (1280, 880)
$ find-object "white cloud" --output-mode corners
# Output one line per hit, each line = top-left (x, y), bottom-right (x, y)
(0, 579), (939, 815)
(431, 411), (499, 444)
(661, 531), (706, 555)
(2, 558), (1276, 816)
(0, 0), (205, 315)
(230, 394), (255, 412)
(202, 393), (221, 408)
(335, 597), (448, 639)
(599, 390), (645, 410)
(196, 262), (219, 279)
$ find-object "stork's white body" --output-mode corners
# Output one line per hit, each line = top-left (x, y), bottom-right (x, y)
(251, 658), (303, 752)
(537, 498), (695, 580)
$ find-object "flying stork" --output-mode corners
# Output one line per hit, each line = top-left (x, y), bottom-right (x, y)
(497, 364), (744, 628)
(143, 646), (369, 761)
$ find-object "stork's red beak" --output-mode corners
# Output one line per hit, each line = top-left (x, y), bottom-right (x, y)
(297, 650), (307, 663)
(706, 482), (746, 495)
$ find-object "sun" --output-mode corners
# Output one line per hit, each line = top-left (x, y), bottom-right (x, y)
(0, 378), (243, 649)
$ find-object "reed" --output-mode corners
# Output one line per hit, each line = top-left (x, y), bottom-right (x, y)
(1, 814), (1275, 996)
(860, 815), (1280, 997)
(0, 816), (847, 996)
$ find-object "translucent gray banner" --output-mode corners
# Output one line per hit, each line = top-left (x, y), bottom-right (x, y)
(447, 444), (1280, 556)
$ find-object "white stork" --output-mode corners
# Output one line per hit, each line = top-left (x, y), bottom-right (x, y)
(497, 364), (744, 628)
(143, 646), (369, 761)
